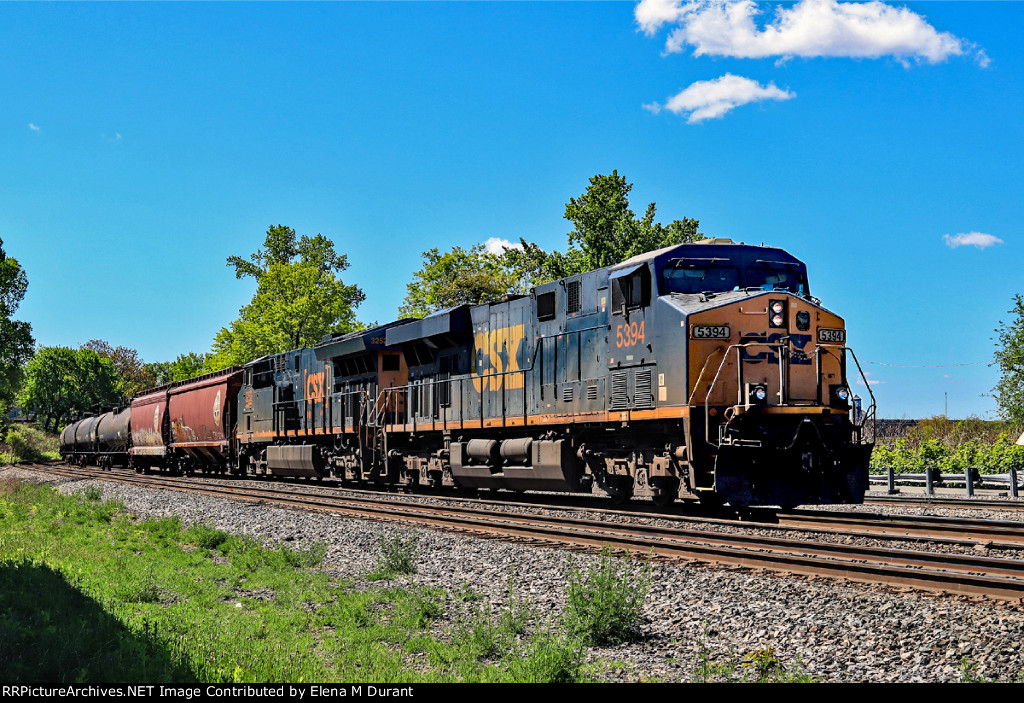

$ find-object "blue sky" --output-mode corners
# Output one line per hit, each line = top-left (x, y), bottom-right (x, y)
(2, 1), (1021, 420)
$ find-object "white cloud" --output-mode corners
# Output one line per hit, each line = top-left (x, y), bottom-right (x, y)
(103, 132), (122, 142)
(635, 0), (979, 65)
(651, 73), (794, 123)
(483, 237), (521, 255)
(856, 372), (885, 386)
(942, 232), (1003, 250)
(28, 123), (40, 131)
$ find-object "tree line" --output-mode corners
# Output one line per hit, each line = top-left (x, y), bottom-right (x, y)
(5, 170), (1024, 435)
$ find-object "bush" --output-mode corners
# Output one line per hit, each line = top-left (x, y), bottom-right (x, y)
(562, 547), (649, 646)
(870, 417), (1024, 476)
(369, 531), (418, 579)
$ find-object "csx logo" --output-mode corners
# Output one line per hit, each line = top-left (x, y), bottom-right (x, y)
(473, 324), (525, 392)
(306, 371), (326, 400)
(739, 333), (813, 366)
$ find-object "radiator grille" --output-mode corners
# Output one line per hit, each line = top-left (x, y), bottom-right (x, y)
(562, 385), (574, 402)
(610, 372), (629, 410)
(567, 281), (581, 314)
(635, 369), (654, 408)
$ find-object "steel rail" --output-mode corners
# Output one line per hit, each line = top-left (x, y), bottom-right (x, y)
(18, 462), (1024, 601)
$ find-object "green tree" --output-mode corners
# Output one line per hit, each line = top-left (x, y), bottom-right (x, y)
(563, 170), (701, 271)
(19, 347), (120, 431)
(399, 172), (701, 318)
(399, 244), (515, 318)
(81, 340), (156, 403)
(0, 238), (35, 422)
(993, 294), (1024, 425)
(209, 225), (365, 368)
(145, 352), (211, 386)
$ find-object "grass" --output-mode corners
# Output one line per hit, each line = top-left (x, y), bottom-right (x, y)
(368, 531), (419, 580)
(563, 546), (649, 646)
(0, 477), (824, 683)
(0, 479), (598, 682)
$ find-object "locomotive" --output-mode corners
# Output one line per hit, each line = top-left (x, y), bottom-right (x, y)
(61, 238), (874, 508)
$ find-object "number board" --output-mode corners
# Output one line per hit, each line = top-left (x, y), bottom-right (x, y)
(818, 328), (846, 344)
(691, 324), (730, 340)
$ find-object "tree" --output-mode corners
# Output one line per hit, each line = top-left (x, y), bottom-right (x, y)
(81, 339), (156, 402)
(398, 172), (702, 318)
(0, 238), (34, 422)
(399, 244), (515, 318)
(19, 347), (120, 431)
(993, 295), (1024, 426)
(209, 225), (365, 368)
(563, 170), (701, 271)
(145, 352), (211, 386)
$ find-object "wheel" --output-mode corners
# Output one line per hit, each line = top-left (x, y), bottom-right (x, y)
(610, 491), (631, 506)
(652, 490), (676, 508)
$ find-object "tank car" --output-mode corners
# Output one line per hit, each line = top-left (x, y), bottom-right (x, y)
(231, 238), (873, 508)
(59, 408), (132, 470)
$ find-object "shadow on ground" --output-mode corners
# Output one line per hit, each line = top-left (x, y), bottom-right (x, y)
(0, 561), (200, 683)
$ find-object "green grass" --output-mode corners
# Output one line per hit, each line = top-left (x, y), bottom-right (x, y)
(563, 546), (650, 646)
(368, 531), (419, 580)
(0, 478), (599, 683)
(0, 477), (822, 683)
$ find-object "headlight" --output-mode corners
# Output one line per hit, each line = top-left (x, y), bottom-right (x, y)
(769, 299), (787, 328)
(830, 384), (851, 408)
(746, 382), (769, 406)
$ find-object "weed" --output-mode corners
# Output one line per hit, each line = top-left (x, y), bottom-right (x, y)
(959, 658), (993, 683)
(185, 524), (231, 551)
(83, 486), (103, 502)
(562, 546), (649, 645)
(454, 582), (482, 602)
(508, 628), (588, 683)
(394, 588), (445, 629)
(369, 531), (418, 579)
(277, 541), (328, 569)
(742, 647), (784, 680)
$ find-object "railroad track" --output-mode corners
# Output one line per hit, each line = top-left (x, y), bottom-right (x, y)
(14, 461), (1024, 602)
(866, 493), (1024, 512)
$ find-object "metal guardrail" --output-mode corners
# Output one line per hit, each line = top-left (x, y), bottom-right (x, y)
(869, 466), (1021, 498)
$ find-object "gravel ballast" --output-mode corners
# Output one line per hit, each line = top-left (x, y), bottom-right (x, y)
(4, 465), (1024, 683)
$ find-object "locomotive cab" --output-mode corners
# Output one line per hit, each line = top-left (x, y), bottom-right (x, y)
(638, 240), (875, 508)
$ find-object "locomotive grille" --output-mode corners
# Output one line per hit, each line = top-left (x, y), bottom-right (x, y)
(635, 369), (654, 408)
(586, 385), (598, 401)
(562, 385), (574, 402)
(610, 372), (629, 410)
(275, 355), (286, 373)
(567, 281), (581, 314)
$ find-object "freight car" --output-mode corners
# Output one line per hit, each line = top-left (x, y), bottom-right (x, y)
(229, 238), (874, 508)
(59, 407), (131, 470)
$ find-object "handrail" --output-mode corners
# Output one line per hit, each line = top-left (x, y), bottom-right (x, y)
(701, 340), (875, 448)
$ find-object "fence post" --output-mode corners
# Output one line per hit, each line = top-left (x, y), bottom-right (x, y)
(1012, 466), (1019, 498)
(925, 466), (934, 495)
(887, 466), (896, 495)
(965, 467), (975, 497)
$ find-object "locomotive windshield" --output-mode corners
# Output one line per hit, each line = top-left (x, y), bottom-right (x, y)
(662, 261), (740, 294)
(661, 257), (809, 295)
(746, 261), (808, 294)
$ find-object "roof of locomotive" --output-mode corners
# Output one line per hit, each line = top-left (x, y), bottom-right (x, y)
(613, 238), (805, 272)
